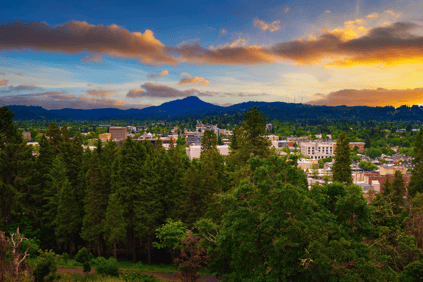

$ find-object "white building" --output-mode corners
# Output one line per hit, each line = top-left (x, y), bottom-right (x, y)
(300, 141), (335, 160)
(186, 145), (230, 160)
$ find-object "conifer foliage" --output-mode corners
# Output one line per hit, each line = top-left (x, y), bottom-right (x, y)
(332, 131), (352, 184)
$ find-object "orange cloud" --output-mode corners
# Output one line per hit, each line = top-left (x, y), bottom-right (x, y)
(179, 76), (209, 85)
(284, 7), (290, 13)
(86, 90), (116, 97)
(126, 88), (144, 98)
(148, 70), (169, 79)
(307, 88), (423, 107)
(199, 80), (210, 86)
(366, 13), (379, 18)
(220, 29), (228, 35)
(325, 10), (331, 14)
(0, 80), (9, 86)
(0, 21), (177, 65)
(253, 18), (282, 32)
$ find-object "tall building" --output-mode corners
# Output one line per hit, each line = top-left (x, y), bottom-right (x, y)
(266, 124), (273, 132)
(109, 127), (127, 141)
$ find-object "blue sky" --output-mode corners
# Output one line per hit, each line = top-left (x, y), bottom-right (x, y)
(1, 0), (423, 109)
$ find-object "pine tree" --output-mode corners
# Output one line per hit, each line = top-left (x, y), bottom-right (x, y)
(408, 130), (423, 197)
(242, 106), (271, 157)
(391, 170), (406, 214)
(332, 132), (352, 184)
(201, 130), (218, 153)
(55, 172), (80, 258)
(81, 153), (108, 257)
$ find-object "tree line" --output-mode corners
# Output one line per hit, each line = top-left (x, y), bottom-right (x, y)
(2, 105), (423, 281)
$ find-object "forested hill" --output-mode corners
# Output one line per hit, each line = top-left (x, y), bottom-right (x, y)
(7, 96), (423, 121)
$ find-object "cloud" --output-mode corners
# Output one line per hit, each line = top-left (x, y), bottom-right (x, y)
(284, 7), (289, 13)
(180, 72), (191, 77)
(220, 29), (228, 35)
(0, 72), (5, 76)
(0, 80), (9, 86)
(148, 70), (169, 79)
(178, 76), (209, 85)
(85, 90), (117, 97)
(325, 10), (331, 14)
(82, 53), (103, 63)
(0, 91), (151, 109)
(173, 21), (423, 67)
(212, 102), (233, 107)
(126, 88), (144, 98)
(126, 83), (217, 98)
(366, 13), (379, 18)
(307, 88), (423, 107)
(16, 73), (22, 76)
(0, 20), (177, 65)
(384, 10), (401, 17)
(253, 18), (282, 32)
(0, 85), (42, 93)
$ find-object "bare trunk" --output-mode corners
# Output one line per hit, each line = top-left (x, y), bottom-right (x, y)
(132, 234), (136, 261)
(97, 239), (101, 257)
(8, 228), (30, 282)
(113, 240), (117, 260)
(147, 238), (151, 265)
(69, 241), (73, 259)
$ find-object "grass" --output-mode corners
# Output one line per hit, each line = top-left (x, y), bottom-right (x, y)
(57, 259), (179, 273)
(56, 272), (179, 282)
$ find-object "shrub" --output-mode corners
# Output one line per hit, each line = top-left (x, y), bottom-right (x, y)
(61, 253), (69, 265)
(400, 260), (423, 282)
(95, 257), (119, 277)
(34, 249), (60, 282)
(75, 248), (91, 273)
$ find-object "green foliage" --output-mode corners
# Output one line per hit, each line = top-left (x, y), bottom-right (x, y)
(333, 131), (352, 184)
(62, 253), (69, 265)
(75, 248), (92, 273)
(400, 260), (423, 281)
(34, 249), (60, 282)
(408, 130), (423, 197)
(95, 257), (119, 277)
(153, 219), (188, 251)
(359, 160), (379, 171)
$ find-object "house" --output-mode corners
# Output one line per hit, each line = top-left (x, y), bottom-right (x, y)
(185, 145), (230, 160)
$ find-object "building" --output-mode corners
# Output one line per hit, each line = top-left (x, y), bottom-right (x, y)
(22, 131), (31, 141)
(266, 123), (273, 132)
(349, 142), (365, 152)
(196, 124), (208, 132)
(379, 165), (407, 176)
(300, 141), (335, 160)
(185, 145), (230, 160)
(99, 133), (111, 142)
(185, 131), (204, 145)
(266, 135), (279, 141)
(109, 127), (127, 141)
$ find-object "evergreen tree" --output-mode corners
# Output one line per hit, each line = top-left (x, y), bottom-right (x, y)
(408, 130), (423, 197)
(332, 131), (352, 184)
(55, 171), (80, 258)
(391, 170), (406, 214)
(242, 106), (271, 157)
(201, 130), (218, 153)
(81, 153), (108, 257)
(43, 156), (68, 229)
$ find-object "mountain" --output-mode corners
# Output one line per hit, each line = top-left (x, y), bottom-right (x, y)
(6, 96), (423, 122)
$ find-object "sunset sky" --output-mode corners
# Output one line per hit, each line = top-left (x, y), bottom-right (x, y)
(1, 0), (423, 109)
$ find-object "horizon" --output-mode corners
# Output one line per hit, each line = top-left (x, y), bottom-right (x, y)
(1, 0), (423, 109)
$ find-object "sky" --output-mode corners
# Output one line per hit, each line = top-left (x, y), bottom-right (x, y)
(1, 0), (423, 109)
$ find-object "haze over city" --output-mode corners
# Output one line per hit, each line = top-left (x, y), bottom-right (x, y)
(1, 0), (423, 109)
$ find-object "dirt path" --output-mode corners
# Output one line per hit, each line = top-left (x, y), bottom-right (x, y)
(57, 268), (219, 282)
